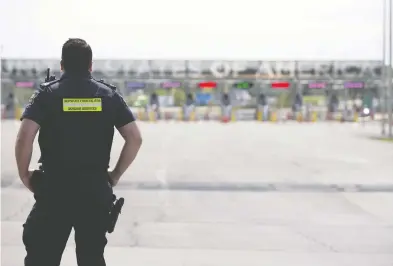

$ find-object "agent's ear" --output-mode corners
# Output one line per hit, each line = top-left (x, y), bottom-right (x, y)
(60, 60), (64, 71)
(89, 61), (92, 72)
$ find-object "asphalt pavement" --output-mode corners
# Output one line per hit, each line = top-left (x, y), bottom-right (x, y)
(2, 120), (393, 266)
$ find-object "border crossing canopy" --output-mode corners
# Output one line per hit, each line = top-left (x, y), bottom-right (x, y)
(1, 59), (383, 81)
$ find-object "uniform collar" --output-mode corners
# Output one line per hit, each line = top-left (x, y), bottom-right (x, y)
(61, 71), (92, 79)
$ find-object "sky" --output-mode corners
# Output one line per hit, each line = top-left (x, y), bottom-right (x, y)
(0, 0), (392, 61)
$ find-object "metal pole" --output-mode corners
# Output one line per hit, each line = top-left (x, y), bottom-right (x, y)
(382, 0), (387, 135)
(388, 0), (393, 138)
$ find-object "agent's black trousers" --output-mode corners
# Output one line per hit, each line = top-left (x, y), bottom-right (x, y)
(23, 198), (110, 266)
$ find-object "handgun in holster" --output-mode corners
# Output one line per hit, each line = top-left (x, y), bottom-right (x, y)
(30, 169), (45, 194)
(107, 194), (125, 233)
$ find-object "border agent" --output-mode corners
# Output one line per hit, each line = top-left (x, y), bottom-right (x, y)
(15, 38), (143, 266)
(221, 92), (232, 118)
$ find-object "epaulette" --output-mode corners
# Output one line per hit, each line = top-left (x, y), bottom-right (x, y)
(97, 79), (117, 91)
(39, 79), (61, 92)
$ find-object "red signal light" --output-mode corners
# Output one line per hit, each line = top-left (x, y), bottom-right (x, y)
(271, 82), (290, 89)
(198, 81), (217, 89)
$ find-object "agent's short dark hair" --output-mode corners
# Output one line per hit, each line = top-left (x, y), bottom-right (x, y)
(61, 38), (92, 74)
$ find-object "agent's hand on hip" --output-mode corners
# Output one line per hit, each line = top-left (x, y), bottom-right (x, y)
(108, 169), (121, 187)
(20, 170), (34, 192)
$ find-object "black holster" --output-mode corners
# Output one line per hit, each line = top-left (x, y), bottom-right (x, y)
(107, 195), (124, 233)
(30, 169), (46, 196)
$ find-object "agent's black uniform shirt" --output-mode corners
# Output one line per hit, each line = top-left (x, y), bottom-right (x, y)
(21, 72), (135, 174)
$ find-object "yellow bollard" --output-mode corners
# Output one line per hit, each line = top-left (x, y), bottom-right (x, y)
(15, 106), (22, 120)
(311, 111), (317, 122)
(353, 112), (359, 122)
(190, 111), (196, 121)
(271, 111), (277, 122)
(137, 109), (144, 121)
(296, 113), (303, 122)
(257, 111), (262, 121)
(149, 111), (156, 122)
(178, 109), (183, 121)
(231, 109), (236, 122)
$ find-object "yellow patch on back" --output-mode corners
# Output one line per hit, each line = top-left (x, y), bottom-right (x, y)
(62, 98), (102, 112)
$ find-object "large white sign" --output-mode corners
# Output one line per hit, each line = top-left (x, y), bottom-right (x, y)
(1, 59), (383, 80)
